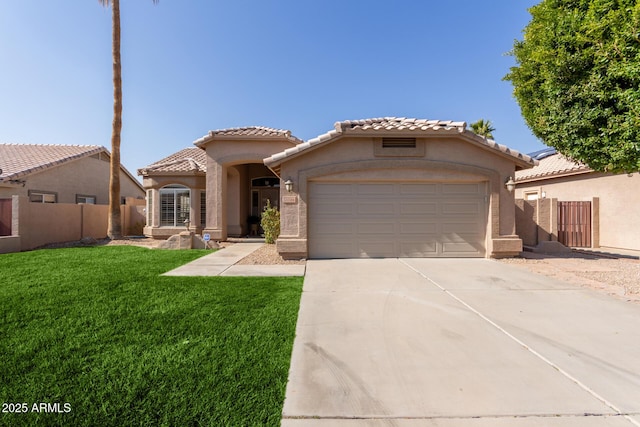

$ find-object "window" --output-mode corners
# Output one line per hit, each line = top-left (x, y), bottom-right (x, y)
(76, 195), (96, 204)
(200, 190), (206, 228)
(251, 190), (260, 217)
(29, 191), (57, 203)
(159, 185), (190, 227)
(251, 177), (280, 187)
(524, 191), (539, 201)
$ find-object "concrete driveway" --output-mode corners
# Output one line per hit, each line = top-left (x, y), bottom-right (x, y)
(282, 259), (640, 426)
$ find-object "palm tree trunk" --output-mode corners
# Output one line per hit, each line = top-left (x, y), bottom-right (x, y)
(107, 0), (122, 239)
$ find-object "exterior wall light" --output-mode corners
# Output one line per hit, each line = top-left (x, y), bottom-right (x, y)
(505, 176), (516, 193)
(284, 179), (293, 192)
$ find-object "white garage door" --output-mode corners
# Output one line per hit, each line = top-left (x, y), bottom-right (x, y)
(309, 182), (487, 258)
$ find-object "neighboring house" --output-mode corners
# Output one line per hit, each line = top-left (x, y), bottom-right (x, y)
(515, 148), (640, 252)
(140, 117), (536, 259)
(0, 144), (145, 203)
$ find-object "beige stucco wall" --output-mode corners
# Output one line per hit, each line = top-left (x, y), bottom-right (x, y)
(0, 195), (145, 253)
(515, 198), (556, 247)
(7, 195), (106, 251)
(0, 155), (144, 203)
(516, 172), (640, 251)
(275, 135), (523, 259)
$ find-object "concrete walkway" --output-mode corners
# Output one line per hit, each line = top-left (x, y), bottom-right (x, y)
(282, 258), (640, 426)
(162, 243), (306, 276)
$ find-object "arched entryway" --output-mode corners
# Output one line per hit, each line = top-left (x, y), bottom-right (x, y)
(224, 163), (280, 237)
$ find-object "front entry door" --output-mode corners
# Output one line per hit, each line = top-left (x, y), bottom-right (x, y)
(251, 188), (280, 217)
(249, 188), (279, 236)
(260, 189), (279, 211)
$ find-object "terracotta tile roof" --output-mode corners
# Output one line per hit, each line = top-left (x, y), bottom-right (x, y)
(265, 117), (536, 168)
(0, 143), (104, 181)
(336, 117), (467, 133)
(138, 147), (207, 175)
(515, 152), (591, 182)
(194, 126), (303, 146)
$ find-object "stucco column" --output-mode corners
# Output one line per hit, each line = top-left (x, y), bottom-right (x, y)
(204, 161), (227, 241)
(592, 197), (600, 248)
(489, 174), (523, 258)
(142, 188), (157, 236)
(226, 166), (242, 237)
(189, 186), (199, 232)
(150, 189), (158, 228)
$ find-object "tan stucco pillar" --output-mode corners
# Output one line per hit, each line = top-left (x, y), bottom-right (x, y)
(489, 174), (524, 258)
(226, 166), (242, 237)
(592, 197), (600, 248)
(204, 161), (227, 241)
(148, 189), (158, 228)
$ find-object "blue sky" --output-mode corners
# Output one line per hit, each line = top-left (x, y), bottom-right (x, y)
(0, 1), (543, 177)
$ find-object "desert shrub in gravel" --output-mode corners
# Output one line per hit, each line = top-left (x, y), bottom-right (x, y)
(261, 200), (280, 244)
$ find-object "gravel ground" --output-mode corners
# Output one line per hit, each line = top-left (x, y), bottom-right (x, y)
(499, 252), (640, 303)
(236, 243), (306, 265)
(37, 237), (161, 249)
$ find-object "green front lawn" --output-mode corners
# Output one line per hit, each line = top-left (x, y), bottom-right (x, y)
(0, 246), (303, 426)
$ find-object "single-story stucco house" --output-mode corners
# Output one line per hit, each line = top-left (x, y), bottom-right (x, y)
(139, 117), (537, 259)
(515, 148), (640, 252)
(0, 143), (146, 245)
(0, 144), (144, 204)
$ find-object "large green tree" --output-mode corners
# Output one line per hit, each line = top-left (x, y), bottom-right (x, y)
(505, 0), (640, 173)
(100, 0), (158, 239)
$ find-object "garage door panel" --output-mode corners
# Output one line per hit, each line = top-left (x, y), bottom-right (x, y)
(311, 221), (354, 234)
(315, 183), (354, 196)
(400, 222), (437, 234)
(442, 241), (484, 256)
(400, 202), (438, 215)
(358, 222), (394, 234)
(400, 183), (438, 195)
(313, 240), (355, 258)
(358, 240), (397, 257)
(400, 242), (438, 257)
(357, 184), (395, 195)
(442, 183), (484, 194)
(314, 202), (354, 216)
(441, 202), (482, 215)
(358, 203), (395, 215)
(309, 182), (486, 258)
(442, 222), (483, 233)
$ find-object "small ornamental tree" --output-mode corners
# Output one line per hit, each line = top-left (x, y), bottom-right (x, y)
(470, 119), (495, 139)
(260, 199), (280, 244)
(505, 0), (640, 173)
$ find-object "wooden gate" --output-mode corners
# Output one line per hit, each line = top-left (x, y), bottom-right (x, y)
(557, 201), (591, 247)
(0, 198), (11, 236)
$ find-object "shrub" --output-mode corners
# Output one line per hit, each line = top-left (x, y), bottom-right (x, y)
(261, 200), (280, 244)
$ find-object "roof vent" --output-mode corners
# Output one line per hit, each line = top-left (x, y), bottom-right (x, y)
(382, 138), (417, 148)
